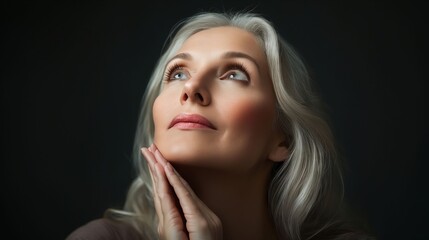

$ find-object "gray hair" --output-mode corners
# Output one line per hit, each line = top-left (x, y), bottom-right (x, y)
(109, 12), (345, 240)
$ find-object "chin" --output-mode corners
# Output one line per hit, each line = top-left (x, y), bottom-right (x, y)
(155, 140), (212, 164)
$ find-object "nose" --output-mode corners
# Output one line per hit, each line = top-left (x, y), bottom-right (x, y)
(180, 79), (211, 106)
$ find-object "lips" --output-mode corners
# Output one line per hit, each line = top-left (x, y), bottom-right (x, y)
(169, 113), (216, 130)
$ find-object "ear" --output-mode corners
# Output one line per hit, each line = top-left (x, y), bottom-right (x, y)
(268, 137), (289, 162)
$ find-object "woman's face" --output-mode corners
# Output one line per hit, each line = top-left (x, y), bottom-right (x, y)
(153, 26), (281, 172)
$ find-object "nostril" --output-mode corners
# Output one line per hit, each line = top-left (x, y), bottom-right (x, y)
(182, 93), (189, 101)
(195, 93), (204, 102)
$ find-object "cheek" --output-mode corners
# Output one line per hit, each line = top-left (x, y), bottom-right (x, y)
(152, 93), (172, 136)
(152, 95), (171, 154)
(217, 95), (277, 170)
(225, 96), (275, 130)
(152, 96), (163, 128)
(152, 89), (178, 126)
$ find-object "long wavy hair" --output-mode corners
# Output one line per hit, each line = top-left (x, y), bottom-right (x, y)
(107, 12), (355, 240)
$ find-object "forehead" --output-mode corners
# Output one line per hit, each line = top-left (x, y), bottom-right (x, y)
(177, 26), (267, 62)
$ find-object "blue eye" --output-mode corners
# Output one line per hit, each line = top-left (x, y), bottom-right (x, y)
(165, 64), (189, 81)
(172, 71), (188, 80)
(221, 63), (250, 82)
(226, 71), (248, 81)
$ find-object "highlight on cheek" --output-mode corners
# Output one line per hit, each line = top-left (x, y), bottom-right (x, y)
(227, 96), (274, 127)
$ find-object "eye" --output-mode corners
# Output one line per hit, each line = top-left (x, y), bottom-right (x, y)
(220, 63), (250, 82)
(225, 70), (248, 81)
(172, 71), (188, 80)
(164, 64), (189, 81)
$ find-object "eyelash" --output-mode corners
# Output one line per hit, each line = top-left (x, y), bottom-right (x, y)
(223, 63), (250, 81)
(163, 62), (251, 81)
(164, 63), (185, 81)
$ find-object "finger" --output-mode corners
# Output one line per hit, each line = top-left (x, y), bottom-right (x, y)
(141, 148), (164, 224)
(141, 148), (159, 190)
(162, 162), (202, 215)
(152, 150), (202, 206)
(154, 163), (185, 229)
(141, 149), (160, 202)
(153, 150), (198, 198)
(152, 170), (164, 225)
(149, 143), (157, 153)
(153, 149), (169, 168)
(155, 163), (176, 211)
(141, 148), (157, 173)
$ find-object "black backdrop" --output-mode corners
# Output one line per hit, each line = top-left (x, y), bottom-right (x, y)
(2, 1), (427, 239)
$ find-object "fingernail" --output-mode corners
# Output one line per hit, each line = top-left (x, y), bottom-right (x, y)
(141, 148), (148, 156)
(141, 148), (149, 157)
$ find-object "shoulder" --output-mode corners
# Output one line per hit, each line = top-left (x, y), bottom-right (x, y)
(65, 218), (142, 240)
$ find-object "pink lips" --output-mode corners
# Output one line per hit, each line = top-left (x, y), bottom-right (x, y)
(169, 114), (216, 130)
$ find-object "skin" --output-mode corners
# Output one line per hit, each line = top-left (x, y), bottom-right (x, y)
(142, 26), (288, 240)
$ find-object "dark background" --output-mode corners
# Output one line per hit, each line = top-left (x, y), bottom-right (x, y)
(2, 1), (427, 239)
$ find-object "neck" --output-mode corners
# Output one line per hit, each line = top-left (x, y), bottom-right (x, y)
(174, 164), (278, 240)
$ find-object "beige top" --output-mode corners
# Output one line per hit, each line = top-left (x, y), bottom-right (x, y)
(65, 218), (142, 240)
(66, 218), (374, 240)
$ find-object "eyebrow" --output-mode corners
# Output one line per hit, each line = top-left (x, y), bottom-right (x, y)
(221, 51), (260, 70)
(166, 52), (193, 64)
(166, 51), (261, 70)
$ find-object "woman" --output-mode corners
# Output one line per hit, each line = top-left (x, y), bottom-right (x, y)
(67, 12), (371, 240)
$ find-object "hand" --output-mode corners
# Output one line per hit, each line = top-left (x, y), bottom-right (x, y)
(141, 144), (223, 240)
